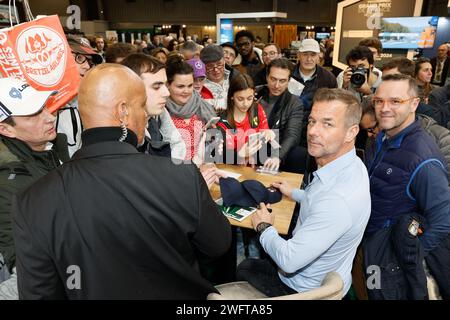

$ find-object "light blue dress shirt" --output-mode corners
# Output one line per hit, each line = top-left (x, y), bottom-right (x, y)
(260, 148), (371, 294)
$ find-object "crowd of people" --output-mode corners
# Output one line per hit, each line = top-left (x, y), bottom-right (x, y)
(0, 28), (449, 300)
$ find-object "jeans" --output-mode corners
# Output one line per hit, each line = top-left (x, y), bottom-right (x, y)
(0, 253), (11, 284)
(237, 258), (297, 297)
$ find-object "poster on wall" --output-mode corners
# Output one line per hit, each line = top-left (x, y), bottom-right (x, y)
(334, 0), (421, 70)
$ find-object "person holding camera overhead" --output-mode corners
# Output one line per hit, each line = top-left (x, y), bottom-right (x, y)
(337, 46), (382, 102)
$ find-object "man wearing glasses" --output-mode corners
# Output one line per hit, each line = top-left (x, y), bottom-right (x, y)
(365, 73), (450, 257)
(233, 30), (263, 81)
(254, 43), (282, 86)
(56, 34), (103, 156)
(200, 45), (240, 111)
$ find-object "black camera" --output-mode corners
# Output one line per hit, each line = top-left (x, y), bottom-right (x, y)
(350, 67), (368, 88)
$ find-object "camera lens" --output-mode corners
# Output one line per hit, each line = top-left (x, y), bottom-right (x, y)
(350, 67), (367, 88)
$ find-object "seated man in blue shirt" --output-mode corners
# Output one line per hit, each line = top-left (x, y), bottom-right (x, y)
(366, 74), (450, 253)
(237, 88), (371, 296)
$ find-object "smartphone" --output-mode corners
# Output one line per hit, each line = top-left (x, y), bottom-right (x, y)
(248, 132), (261, 146)
(203, 116), (220, 131)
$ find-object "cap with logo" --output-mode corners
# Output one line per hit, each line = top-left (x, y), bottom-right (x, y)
(0, 77), (57, 122)
(66, 34), (103, 65)
(299, 39), (320, 53)
(219, 177), (282, 207)
(186, 58), (206, 79)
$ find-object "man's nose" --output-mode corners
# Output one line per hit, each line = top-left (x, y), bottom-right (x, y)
(43, 108), (56, 122)
(162, 85), (170, 98)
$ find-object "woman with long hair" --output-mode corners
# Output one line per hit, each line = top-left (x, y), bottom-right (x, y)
(217, 73), (275, 165)
(415, 57), (436, 104)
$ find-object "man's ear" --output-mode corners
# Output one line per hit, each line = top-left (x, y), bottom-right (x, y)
(115, 102), (129, 124)
(0, 122), (17, 138)
(410, 97), (420, 114)
(345, 124), (359, 143)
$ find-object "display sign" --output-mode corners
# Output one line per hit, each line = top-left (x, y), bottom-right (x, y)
(334, 0), (422, 70)
(220, 19), (233, 44)
(379, 16), (439, 49)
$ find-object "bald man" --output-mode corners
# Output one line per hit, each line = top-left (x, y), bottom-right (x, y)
(12, 64), (231, 299)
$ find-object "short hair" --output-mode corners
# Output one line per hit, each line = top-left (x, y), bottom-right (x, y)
(120, 53), (165, 77)
(263, 43), (281, 54)
(380, 73), (419, 98)
(358, 38), (383, 55)
(313, 88), (362, 128)
(165, 55), (193, 84)
(180, 40), (198, 52)
(151, 47), (169, 57)
(361, 96), (375, 118)
(105, 43), (137, 63)
(235, 30), (255, 43)
(267, 58), (294, 75)
(346, 46), (374, 65)
(1, 117), (15, 126)
(381, 57), (415, 77)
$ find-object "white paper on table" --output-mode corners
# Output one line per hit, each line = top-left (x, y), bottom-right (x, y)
(217, 170), (241, 180)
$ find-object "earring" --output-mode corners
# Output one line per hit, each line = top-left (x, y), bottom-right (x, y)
(119, 121), (128, 142)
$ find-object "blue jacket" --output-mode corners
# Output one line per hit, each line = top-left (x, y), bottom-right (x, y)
(366, 120), (449, 253)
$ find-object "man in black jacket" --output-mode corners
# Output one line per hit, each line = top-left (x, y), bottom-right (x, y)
(257, 58), (305, 173)
(292, 39), (337, 147)
(12, 64), (231, 299)
(0, 77), (69, 276)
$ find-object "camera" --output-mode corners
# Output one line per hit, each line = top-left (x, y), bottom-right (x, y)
(350, 67), (368, 88)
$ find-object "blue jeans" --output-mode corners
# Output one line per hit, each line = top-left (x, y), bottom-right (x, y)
(237, 258), (297, 297)
(0, 253), (11, 284)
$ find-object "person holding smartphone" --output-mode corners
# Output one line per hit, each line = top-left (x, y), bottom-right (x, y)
(216, 73), (275, 165)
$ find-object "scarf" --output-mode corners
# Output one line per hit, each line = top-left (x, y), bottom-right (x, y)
(165, 91), (216, 123)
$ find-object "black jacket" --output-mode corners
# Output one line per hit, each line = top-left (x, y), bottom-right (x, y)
(429, 83), (450, 128)
(256, 86), (304, 161)
(12, 128), (231, 299)
(431, 56), (450, 87)
(0, 134), (69, 271)
(363, 214), (450, 300)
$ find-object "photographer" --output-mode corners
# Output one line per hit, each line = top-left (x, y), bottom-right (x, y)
(337, 46), (382, 102)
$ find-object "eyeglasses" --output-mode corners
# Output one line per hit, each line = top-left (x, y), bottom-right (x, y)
(194, 76), (206, 82)
(236, 41), (251, 48)
(262, 51), (278, 58)
(372, 97), (418, 108)
(205, 61), (224, 72)
(365, 122), (378, 134)
(72, 52), (91, 65)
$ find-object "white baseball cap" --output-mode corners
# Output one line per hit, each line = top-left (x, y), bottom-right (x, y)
(299, 39), (320, 53)
(0, 77), (57, 122)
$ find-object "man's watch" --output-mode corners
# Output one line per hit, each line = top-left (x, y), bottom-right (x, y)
(256, 222), (272, 236)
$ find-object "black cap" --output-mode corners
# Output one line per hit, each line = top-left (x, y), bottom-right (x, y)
(219, 178), (282, 208)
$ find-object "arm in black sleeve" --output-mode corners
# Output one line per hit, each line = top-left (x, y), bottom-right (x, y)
(410, 161), (450, 254)
(279, 97), (304, 161)
(12, 194), (66, 299)
(191, 169), (231, 258)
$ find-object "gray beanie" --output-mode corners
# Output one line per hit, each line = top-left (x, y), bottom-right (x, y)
(200, 45), (224, 64)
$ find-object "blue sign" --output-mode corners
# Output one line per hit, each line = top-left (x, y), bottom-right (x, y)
(220, 19), (233, 44)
